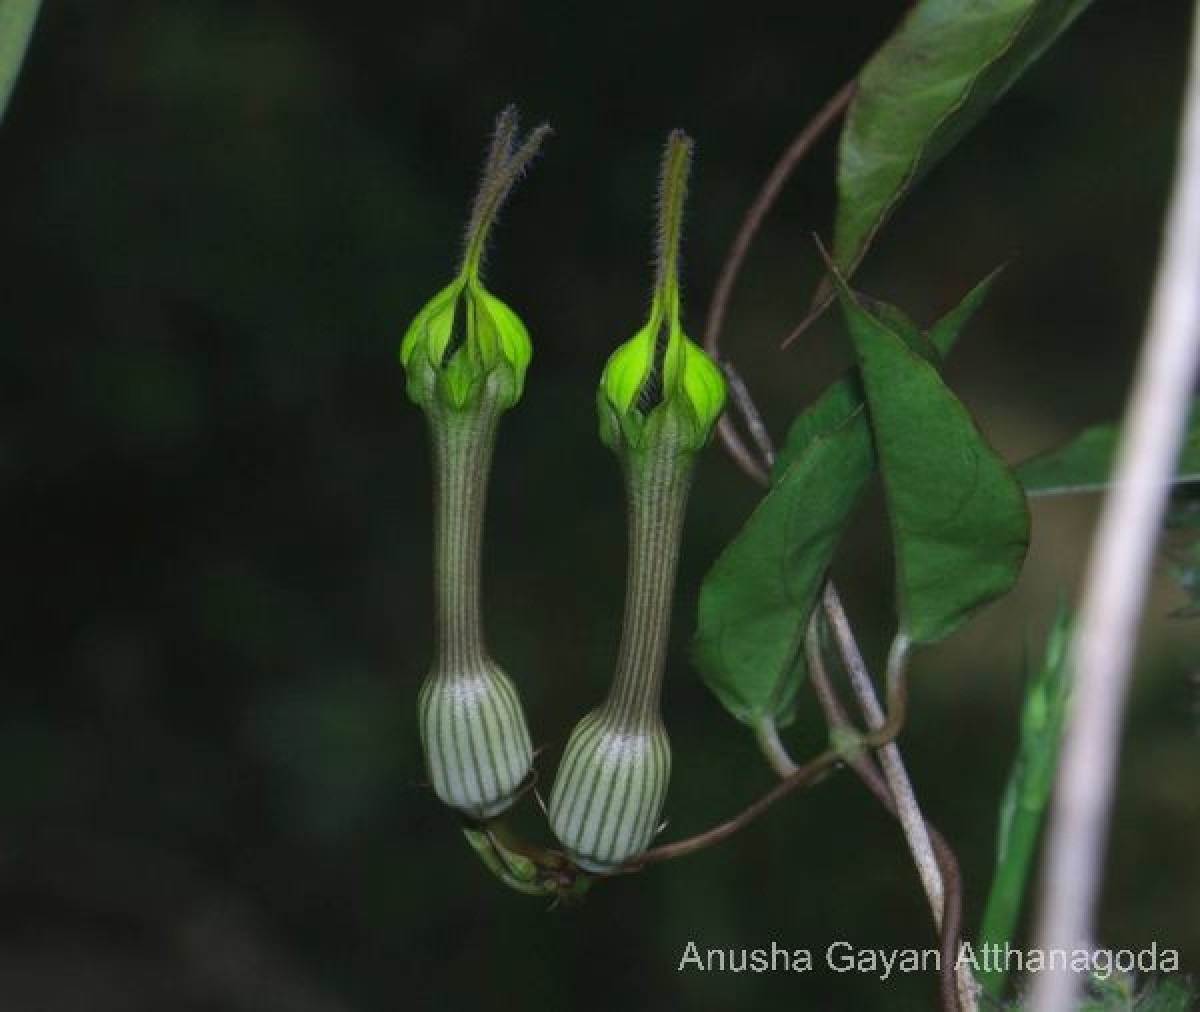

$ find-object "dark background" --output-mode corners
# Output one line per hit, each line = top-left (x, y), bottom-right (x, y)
(0, 1), (1196, 1009)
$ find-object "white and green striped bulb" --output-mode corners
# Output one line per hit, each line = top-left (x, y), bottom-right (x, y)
(403, 108), (549, 819)
(548, 131), (725, 872)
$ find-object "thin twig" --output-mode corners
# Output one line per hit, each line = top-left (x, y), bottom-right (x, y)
(703, 81), (856, 486)
(806, 619), (962, 1012)
(721, 362), (777, 469)
(703, 80), (856, 361)
(755, 712), (802, 779)
(821, 583), (979, 1012)
(1029, 5), (1200, 1010)
(713, 414), (771, 486)
(628, 748), (842, 867)
(705, 77), (975, 1010)
(821, 586), (944, 925)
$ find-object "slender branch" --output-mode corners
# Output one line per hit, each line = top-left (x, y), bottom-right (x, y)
(702, 81), (856, 487)
(821, 583), (978, 1012)
(821, 586), (944, 922)
(703, 80), (856, 360)
(625, 631), (908, 870)
(755, 712), (801, 779)
(713, 361), (774, 484)
(713, 413), (771, 486)
(704, 77), (975, 1010)
(806, 622), (963, 1012)
(721, 362), (777, 469)
(1029, 5), (1200, 1010)
(628, 747), (842, 868)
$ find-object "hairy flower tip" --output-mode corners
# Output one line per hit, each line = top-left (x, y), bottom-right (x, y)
(597, 314), (726, 453)
(400, 278), (532, 411)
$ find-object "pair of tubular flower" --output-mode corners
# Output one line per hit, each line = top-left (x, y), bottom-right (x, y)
(400, 111), (725, 873)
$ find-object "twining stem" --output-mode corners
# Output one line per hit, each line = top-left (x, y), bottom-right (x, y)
(806, 619), (964, 1012)
(804, 615), (963, 1012)
(713, 341), (971, 1010)
(702, 80), (856, 360)
(701, 82), (855, 482)
(629, 747), (841, 867)
(821, 588), (944, 931)
(821, 586), (976, 1012)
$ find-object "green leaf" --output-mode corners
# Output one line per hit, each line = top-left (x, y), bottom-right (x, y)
(694, 417), (871, 727)
(772, 268), (1000, 480)
(830, 269), (1030, 644)
(1018, 401), (1200, 496)
(695, 272), (1002, 726)
(978, 604), (1072, 999)
(698, 271), (1000, 725)
(834, 0), (1093, 271)
(0, 1), (42, 125)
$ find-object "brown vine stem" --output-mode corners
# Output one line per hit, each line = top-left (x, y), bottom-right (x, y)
(820, 586), (977, 1012)
(805, 618), (962, 1012)
(628, 652), (910, 868)
(702, 81), (856, 483)
(628, 747), (842, 868)
(821, 587), (941, 915)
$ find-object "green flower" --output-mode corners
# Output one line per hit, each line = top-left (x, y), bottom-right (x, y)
(400, 276), (532, 411)
(598, 306), (725, 453)
(597, 130), (725, 454)
(402, 107), (548, 825)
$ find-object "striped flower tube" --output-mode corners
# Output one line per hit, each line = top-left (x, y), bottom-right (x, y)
(413, 376), (533, 818)
(402, 108), (549, 819)
(548, 131), (725, 871)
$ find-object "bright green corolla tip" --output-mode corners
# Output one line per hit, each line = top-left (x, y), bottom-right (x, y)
(399, 107), (547, 415)
(597, 307), (725, 453)
(400, 274), (532, 412)
(597, 129), (725, 454)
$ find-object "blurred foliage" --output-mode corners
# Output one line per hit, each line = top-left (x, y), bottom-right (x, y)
(1019, 400), (1200, 496)
(0, 1), (1197, 1010)
(1009, 973), (1196, 1011)
(978, 603), (1072, 999)
(1167, 487), (1200, 617)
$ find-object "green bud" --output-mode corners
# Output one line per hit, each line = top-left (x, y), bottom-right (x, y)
(597, 129), (725, 454)
(550, 130), (720, 872)
(462, 823), (593, 903)
(400, 276), (533, 412)
(405, 108), (549, 822)
(597, 310), (725, 453)
(547, 709), (671, 873)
